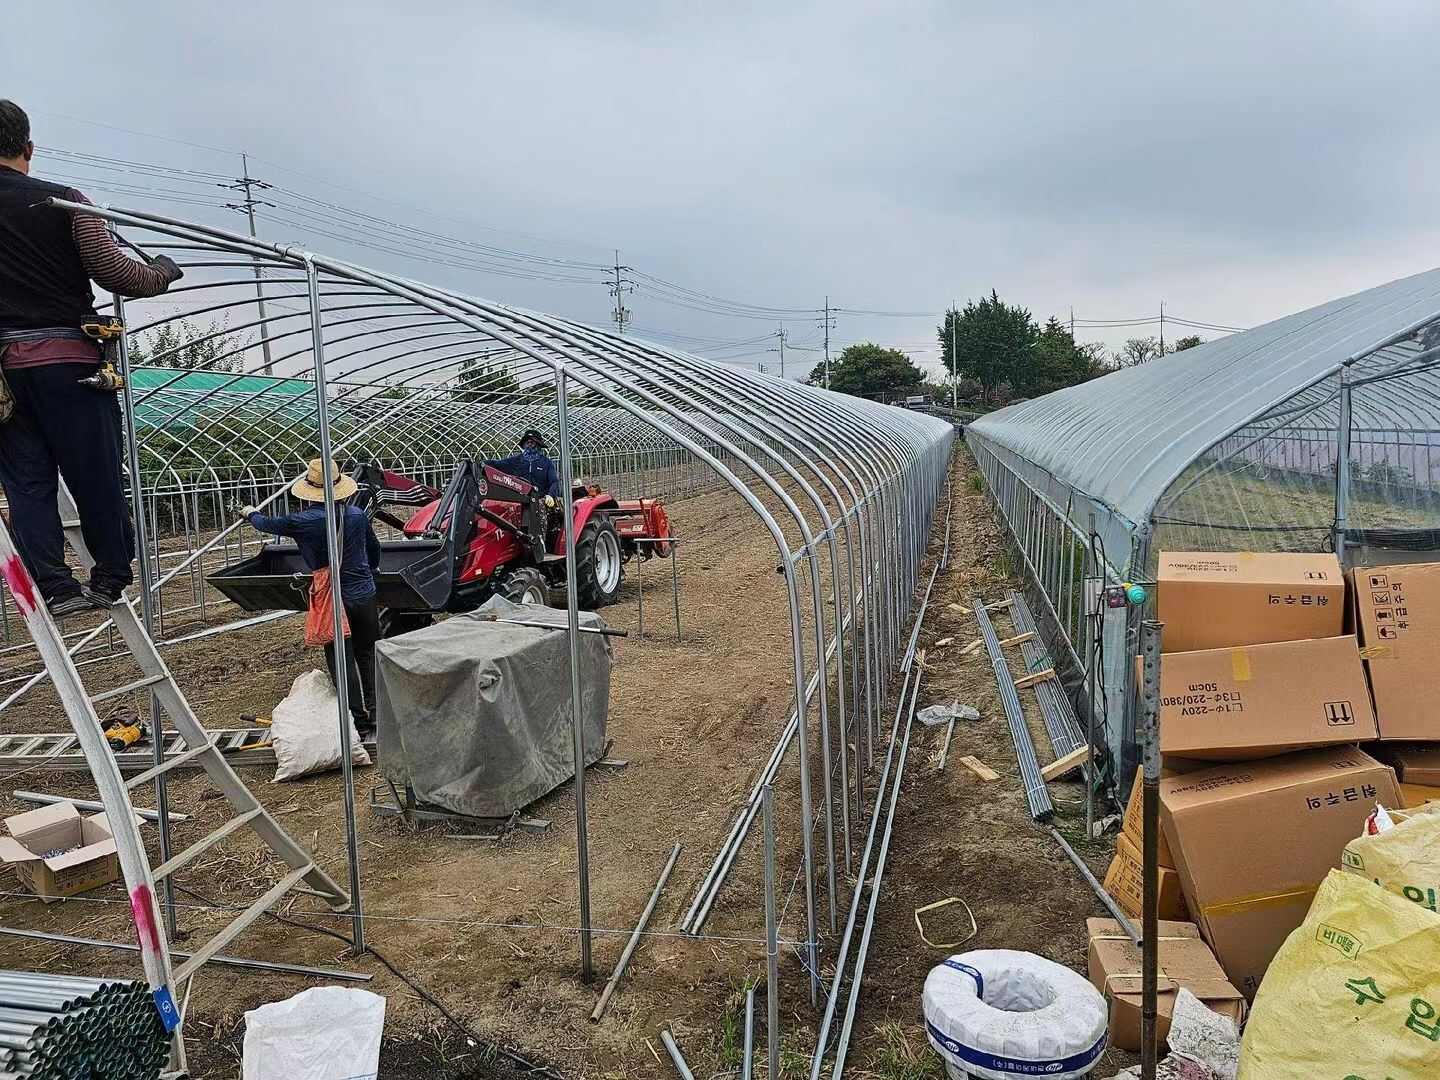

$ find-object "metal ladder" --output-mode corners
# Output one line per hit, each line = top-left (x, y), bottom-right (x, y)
(0, 726), (373, 774)
(0, 485), (349, 1040)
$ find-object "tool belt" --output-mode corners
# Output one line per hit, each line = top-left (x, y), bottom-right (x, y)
(0, 324), (123, 423)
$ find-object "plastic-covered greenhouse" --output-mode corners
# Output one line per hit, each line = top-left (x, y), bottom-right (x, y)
(966, 267), (1440, 785)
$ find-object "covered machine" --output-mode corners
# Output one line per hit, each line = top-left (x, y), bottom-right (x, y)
(374, 597), (611, 819)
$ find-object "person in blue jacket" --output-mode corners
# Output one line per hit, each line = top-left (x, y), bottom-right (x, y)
(487, 428), (562, 503)
(240, 459), (382, 735)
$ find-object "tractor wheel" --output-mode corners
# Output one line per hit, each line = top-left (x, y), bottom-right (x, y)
(498, 566), (550, 607)
(574, 517), (624, 609)
(379, 609), (434, 639)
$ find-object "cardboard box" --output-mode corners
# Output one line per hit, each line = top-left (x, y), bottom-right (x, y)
(1157, 636), (1377, 760)
(1375, 742), (1440, 785)
(1159, 746), (1399, 998)
(1086, 917), (1245, 1052)
(1350, 562), (1440, 740)
(0, 803), (126, 903)
(1400, 782), (1440, 809)
(1122, 765), (1175, 867)
(1104, 831), (1188, 921)
(1158, 551), (1344, 654)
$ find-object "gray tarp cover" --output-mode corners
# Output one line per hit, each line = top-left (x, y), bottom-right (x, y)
(375, 596), (611, 818)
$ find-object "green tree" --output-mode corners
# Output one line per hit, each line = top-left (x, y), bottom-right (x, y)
(455, 358), (520, 401)
(807, 343), (924, 397)
(130, 318), (250, 371)
(1171, 334), (1204, 352)
(939, 291), (1039, 403)
(1025, 317), (1098, 396)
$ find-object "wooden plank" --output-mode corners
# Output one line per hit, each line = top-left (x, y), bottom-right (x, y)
(1040, 745), (1091, 783)
(960, 638), (985, 657)
(1013, 667), (1056, 690)
(997, 631), (1036, 647)
(958, 756), (1000, 781)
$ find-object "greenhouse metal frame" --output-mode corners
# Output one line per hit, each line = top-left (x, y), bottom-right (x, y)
(966, 267), (1440, 787)
(0, 198), (954, 1061)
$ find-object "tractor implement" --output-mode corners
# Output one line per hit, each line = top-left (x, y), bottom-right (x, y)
(209, 459), (672, 635)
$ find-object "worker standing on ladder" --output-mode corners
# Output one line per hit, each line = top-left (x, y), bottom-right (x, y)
(0, 101), (182, 616)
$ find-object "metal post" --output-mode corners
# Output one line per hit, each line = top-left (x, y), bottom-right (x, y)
(1139, 619), (1164, 1080)
(303, 259), (365, 951)
(635, 538), (645, 639)
(762, 784), (780, 1080)
(669, 542), (681, 641)
(741, 984), (755, 1080)
(950, 300), (958, 412)
(1334, 368), (1353, 561)
(1084, 512), (1098, 841)
(111, 290), (175, 940)
(556, 368), (594, 982)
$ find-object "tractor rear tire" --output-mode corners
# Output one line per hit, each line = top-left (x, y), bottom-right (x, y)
(498, 566), (550, 607)
(574, 517), (624, 609)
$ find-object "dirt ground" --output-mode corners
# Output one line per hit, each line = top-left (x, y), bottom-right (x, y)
(0, 448), (1139, 1078)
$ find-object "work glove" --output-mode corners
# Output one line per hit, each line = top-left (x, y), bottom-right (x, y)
(151, 255), (184, 285)
(238, 505), (259, 520)
(544, 495), (558, 509)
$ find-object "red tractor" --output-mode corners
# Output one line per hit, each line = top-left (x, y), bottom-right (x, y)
(210, 459), (671, 635)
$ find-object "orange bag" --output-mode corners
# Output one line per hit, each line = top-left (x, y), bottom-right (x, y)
(303, 566), (351, 647)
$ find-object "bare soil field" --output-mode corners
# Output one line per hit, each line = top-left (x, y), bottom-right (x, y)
(0, 449), (1138, 1078)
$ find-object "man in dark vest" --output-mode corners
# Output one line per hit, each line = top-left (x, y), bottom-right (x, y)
(0, 101), (183, 615)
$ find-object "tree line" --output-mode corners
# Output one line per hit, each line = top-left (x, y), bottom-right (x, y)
(806, 290), (1204, 404)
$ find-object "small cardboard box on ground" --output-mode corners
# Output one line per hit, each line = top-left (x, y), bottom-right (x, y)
(1104, 831), (1188, 921)
(0, 803), (129, 903)
(1086, 917), (1245, 1052)
(1122, 765), (1175, 867)
(1350, 561), (1440, 740)
(1159, 746), (1399, 999)
(1157, 551), (1344, 654)
(1157, 635), (1377, 760)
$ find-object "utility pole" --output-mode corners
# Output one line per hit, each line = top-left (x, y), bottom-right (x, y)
(950, 300), (958, 411)
(769, 326), (788, 380)
(819, 297), (835, 389)
(1070, 305), (1075, 342)
(224, 154), (276, 374)
(609, 251), (634, 335)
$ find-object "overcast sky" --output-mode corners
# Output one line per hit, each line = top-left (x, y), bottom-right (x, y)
(5, 2), (1439, 378)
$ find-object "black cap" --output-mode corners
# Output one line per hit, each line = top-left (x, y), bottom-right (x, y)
(520, 428), (547, 450)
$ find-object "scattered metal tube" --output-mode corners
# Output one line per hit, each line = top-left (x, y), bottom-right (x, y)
(0, 928), (372, 983)
(590, 843), (682, 1022)
(762, 784), (780, 1080)
(830, 642), (927, 1078)
(1047, 826), (1139, 944)
(974, 597), (1054, 821)
(10, 791), (189, 824)
(659, 1029), (695, 1080)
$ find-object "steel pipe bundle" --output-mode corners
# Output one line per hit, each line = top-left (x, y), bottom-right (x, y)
(1007, 590), (1086, 758)
(0, 971), (168, 1079)
(974, 598), (1054, 821)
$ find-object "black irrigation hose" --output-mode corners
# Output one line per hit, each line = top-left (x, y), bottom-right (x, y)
(175, 886), (564, 1079)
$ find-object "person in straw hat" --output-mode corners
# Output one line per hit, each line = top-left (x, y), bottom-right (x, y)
(240, 458), (382, 736)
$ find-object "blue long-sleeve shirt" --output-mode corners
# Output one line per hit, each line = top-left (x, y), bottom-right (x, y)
(486, 449), (561, 498)
(247, 504), (381, 604)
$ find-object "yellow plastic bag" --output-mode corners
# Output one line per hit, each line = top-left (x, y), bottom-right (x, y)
(1341, 803), (1440, 913)
(1239, 870), (1440, 1079)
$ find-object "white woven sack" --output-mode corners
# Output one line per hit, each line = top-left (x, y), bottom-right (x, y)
(270, 669), (371, 782)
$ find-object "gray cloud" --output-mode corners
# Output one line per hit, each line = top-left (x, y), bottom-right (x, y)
(5, 0), (1439, 374)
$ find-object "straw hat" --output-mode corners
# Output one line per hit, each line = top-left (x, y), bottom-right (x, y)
(291, 458), (358, 502)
